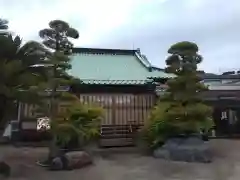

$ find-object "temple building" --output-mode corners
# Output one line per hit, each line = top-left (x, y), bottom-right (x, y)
(15, 47), (240, 146)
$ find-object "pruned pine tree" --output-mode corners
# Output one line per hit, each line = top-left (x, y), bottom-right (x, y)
(145, 41), (213, 148)
(163, 41), (213, 134)
(0, 22), (50, 127)
(37, 20), (80, 166)
(38, 19), (80, 118)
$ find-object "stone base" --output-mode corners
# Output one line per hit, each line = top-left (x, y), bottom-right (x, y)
(49, 151), (93, 171)
(153, 136), (212, 163)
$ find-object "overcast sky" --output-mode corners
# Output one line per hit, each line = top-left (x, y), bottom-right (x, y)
(1, 0), (239, 73)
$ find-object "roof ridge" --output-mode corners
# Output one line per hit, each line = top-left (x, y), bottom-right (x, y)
(135, 51), (152, 68)
(72, 47), (137, 55)
(80, 78), (147, 81)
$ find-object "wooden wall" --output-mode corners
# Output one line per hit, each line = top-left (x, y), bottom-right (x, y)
(21, 93), (156, 126)
(79, 93), (155, 125)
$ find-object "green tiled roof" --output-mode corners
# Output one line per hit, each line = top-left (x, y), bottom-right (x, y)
(69, 48), (172, 85)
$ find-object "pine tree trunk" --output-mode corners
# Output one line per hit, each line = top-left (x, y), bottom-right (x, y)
(48, 134), (60, 160)
(0, 95), (7, 129)
(37, 65), (59, 167)
(47, 32), (61, 162)
(37, 134), (61, 167)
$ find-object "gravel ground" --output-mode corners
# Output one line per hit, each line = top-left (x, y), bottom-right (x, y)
(1, 139), (240, 180)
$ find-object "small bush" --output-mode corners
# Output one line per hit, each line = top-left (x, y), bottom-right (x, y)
(52, 102), (104, 148)
(143, 101), (173, 149)
(143, 101), (214, 149)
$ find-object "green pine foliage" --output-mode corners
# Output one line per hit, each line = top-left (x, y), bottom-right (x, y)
(0, 19), (50, 125)
(144, 41), (213, 148)
(38, 20), (81, 120)
(0, 18), (8, 29)
(0, 18), (9, 36)
(36, 20), (104, 163)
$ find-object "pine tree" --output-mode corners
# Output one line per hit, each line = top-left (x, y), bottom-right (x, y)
(39, 20), (79, 119)
(0, 18), (8, 29)
(37, 20), (80, 166)
(145, 41), (213, 148)
(163, 41), (213, 135)
(0, 18), (9, 35)
(0, 19), (49, 127)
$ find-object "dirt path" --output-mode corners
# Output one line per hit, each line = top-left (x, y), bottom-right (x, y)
(1, 139), (240, 180)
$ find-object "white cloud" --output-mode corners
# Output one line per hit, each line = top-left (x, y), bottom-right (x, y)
(184, 0), (205, 9)
(0, 0), (239, 72)
(1, 0), (148, 46)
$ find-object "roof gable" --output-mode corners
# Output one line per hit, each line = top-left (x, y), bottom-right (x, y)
(72, 47), (152, 70)
(69, 47), (171, 83)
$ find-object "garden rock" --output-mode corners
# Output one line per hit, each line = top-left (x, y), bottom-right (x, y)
(65, 151), (93, 169)
(0, 161), (11, 177)
(49, 157), (63, 171)
(153, 136), (212, 163)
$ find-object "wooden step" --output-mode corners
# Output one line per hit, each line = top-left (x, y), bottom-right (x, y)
(101, 129), (130, 135)
(102, 124), (143, 127)
(99, 138), (134, 147)
(101, 126), (129, 131)
(99, 125), (142, 147)
(101, 125), (143, 131)
(101, 134), (134, 139)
